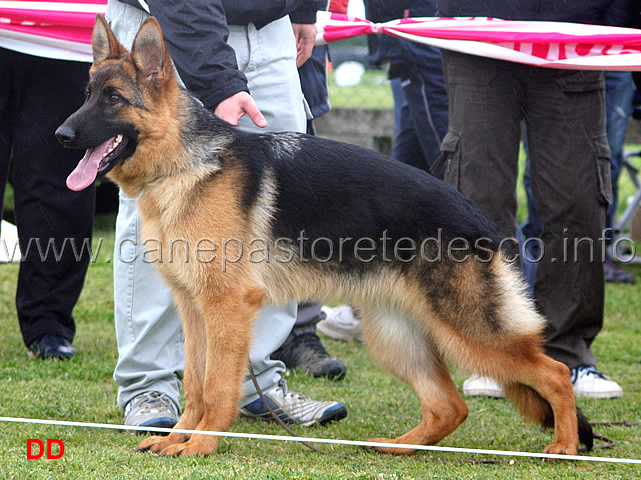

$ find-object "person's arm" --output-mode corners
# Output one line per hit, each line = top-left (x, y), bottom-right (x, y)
(145, 0), (265, 126)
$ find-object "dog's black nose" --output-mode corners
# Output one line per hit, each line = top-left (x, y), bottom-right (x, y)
(55, 125), (76, 146)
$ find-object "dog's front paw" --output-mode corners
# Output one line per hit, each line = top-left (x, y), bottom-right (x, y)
(160, 436), (219, 457)
(543, 441), (578, 456)
(135, 434), (185, 453)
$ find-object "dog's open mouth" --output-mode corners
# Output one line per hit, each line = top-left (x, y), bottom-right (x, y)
(67, 134), (128, 191)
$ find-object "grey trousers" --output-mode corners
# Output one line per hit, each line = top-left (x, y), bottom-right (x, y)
(441, 51), (610, 369)
(107, 0), (307, 410)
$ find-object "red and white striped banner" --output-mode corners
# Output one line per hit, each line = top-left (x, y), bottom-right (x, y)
(0, 0), (105, 62)
(1, 3), (641, 71)
(316, 12), (641, 71)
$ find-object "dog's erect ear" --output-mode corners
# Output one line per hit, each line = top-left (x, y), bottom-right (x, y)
(92, 14), (126, 65)
(130, 17), (169, 84)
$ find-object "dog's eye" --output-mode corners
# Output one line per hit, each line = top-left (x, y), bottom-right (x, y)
(108, 94), (121, 104)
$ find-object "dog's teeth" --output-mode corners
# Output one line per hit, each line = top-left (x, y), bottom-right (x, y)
(103, 135), (123, 159)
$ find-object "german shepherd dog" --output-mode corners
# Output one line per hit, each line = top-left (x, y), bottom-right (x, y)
(56, 15), (593, 457)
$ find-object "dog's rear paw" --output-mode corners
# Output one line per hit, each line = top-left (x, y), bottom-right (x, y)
(543, 442), (578, 456)
(366, 437), (417, 456)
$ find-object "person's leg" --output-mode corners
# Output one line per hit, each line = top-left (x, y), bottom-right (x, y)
(525, 67), (621, 397)
(391, 77), (428, 171)
(397, 42), (449, 173)
(440, 52), (523, 240)
(8, 51), (95, 357)
(226, 18), (301, 403)
(272, 302), (347, 379)
(106, 1), (183, 425)
(227, 18), (345, 422)
(108, 4), (345, 426)
(0, 49), (13, 253)
(603, 71), (636, 283)
(107, 1), (297, 414)
(441, 52), (522, 398)
(232, 18), (307, 134)
(604, 71), (635, 234)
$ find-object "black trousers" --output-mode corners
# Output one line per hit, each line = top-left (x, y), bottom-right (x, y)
(0, 48), (96, 347)
(441, 51), (610, 369)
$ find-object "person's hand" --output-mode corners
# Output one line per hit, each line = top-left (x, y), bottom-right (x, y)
(214, 91), (267, 128)
(291, 23), (317, 68)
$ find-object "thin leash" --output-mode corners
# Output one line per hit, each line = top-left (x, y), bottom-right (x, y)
(248, 365), (358, 459)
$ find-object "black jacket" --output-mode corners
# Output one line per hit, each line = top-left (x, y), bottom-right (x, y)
(121, 0), (325, 110)
(435, 0), (636, 27)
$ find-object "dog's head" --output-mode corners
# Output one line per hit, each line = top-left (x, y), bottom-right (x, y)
(56, 15), (175, 191)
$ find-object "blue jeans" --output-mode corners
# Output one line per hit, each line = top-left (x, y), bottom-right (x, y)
(390, 42), (448, 174)
(604, 71), (636, 239)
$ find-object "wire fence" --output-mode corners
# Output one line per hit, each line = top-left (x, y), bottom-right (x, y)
(327, 37), (393, 110)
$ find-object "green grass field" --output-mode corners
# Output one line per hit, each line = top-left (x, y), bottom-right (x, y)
(1, 153), (640, 478)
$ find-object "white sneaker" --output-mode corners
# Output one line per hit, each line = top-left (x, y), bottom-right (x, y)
(571, 366), (623, 399)
(318, 305), (363, 343)
(462, 375), (505, 398)
(239, 380), (348, 426)
(124, 391), (181, 434)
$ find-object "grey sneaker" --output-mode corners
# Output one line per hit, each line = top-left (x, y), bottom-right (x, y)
(124, 391), (181, 434)
(239, 379), (347, 426)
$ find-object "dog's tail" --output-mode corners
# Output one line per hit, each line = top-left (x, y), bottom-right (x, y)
(504, 383), (594, 451)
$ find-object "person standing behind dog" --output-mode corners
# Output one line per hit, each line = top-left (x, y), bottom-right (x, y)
(0, 47), (95, 359)
(107, 0), (348, 431)
(436, 0), (632, 399)
(364, 0), (449, 175)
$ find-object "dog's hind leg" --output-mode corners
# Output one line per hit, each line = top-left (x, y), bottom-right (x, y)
(441, 257), (591, 455)
(360, 309), (468, 455)
(498, 348), (587, 455)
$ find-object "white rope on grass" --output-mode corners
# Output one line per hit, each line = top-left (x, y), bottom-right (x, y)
(1, 416), (640, 465)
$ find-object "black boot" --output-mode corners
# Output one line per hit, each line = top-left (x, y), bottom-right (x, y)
(273, 328), (347, 380)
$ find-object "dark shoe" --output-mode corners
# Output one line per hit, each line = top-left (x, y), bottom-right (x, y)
(604, 260), (636, 284)
(28, 334), (76, 359)
(273, 330), (347, 380)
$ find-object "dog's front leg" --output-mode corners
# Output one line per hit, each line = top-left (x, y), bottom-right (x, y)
(160, 286), (261, 457)
(136, 289), (207, 454)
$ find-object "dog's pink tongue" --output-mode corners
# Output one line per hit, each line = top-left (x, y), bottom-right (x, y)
(66, 138), (113, 191)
